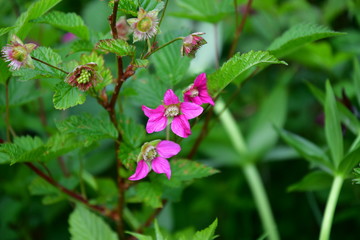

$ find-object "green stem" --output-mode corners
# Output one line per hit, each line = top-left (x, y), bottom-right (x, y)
(32, 57), (69, 74)
(319, 175), (344, 240)
(215, 98), (279, 240)
(166, 124), (170, 141)
(243, 164), (280, 240)
(5, 78), (11, 142)
(142, 37), (183, 59)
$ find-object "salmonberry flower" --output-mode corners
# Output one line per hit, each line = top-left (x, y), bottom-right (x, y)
(65, 63), (100, 91)
(129, 140), (181, 181)
(142, 89), (203, 138)
(181, 32), (207, 58)
(183, 73), (214, 106)
(1, 35), (37, 70)
(127, 8), (159, 42)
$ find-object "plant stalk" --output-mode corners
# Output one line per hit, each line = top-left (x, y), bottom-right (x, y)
(32, 57), (69, 74)
(142, 37), (183, 59)
(319, 175), (344, 240)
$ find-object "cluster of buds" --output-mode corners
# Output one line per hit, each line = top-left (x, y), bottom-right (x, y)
(1, 35), (37, 70)
(65, 63), (100, 91)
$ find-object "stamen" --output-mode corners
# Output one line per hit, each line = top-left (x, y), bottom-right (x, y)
(165, 105), (180, 117)
(143, 145), (157, 161)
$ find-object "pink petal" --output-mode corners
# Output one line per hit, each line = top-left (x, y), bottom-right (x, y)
(171, 115), (191, 138)
(180, 102), (203, 119)
(151, 157), (171, 179)
(190, 96), (203, 105)
(193, 73), (207, 87)
(199, 92), (215, 105)
(128, 160), (150, 181)
(156, 140), (181, 158)
(146, 115), (167, 133)
(142, 105), (165, 118)
(163, 89), (179, 105)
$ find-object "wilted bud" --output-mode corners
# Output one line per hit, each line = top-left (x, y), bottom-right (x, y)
(127, 8), (159, 42)
(181, 32), (207, 58)
(1, 35), (37, 70)
(65, 63), (100, 91)
(115, 16), (131, 40)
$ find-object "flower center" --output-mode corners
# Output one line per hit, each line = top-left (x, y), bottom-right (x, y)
(77, 69), (92, 84)
(189, 88), (199, 97)
(143, 145), (157, 162)
(137, 17), (153, 32)
(165, 104), (180, 117)
(12, 46), (27, 61)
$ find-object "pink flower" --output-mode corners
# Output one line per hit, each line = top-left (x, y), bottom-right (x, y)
(183, 73), (214, 106)
(142, 89), (203, 138)
(129, 140), (181, 181)
(181, 32), (207, 58)
(127, 8), (159, 42)
(1, 35), (37, 70)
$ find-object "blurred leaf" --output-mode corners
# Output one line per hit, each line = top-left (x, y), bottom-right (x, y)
(287, 171), (333, 192)
(70, 40), (94, 54)
(45, 133), (80, 160)
(56, 113), (118, 141)
(116, 0), (138, 16)
(338, 147), (360, 176)
(353, 166), (360, 184)
(131, 182), (163, 208)
(96, 39), (135, 56)
(33, 11), (90, 39)
(68, 205), (118, 240)
(353, 58), (360, 107)
(0, 26), (15, 37)
(0, 58), (11, 84)
(10, 0), (62, 40)
(53, 82), (87, 110)
(126, 232), (152, 240)
(119, 117), (145, 147)
(208, 51), (287, 97)
(307, 82), (360, 135)
(133, 59), (150, 68)
(151, 36), (191, 86)
(193, 218), (218, 240)
(154, 219), (165, 240)
(268, 23), (345, 57)
(0, 153), (10, 164)
(325, 81), (343, 167)
(247, 85), (287, 158)
(171, 159), (219, 182)
(172, 0), (232, 23)
(277, 128), (332, 169)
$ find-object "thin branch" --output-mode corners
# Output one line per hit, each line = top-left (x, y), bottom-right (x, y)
(136, 200), (168, 234)
(142, 37), (183, 59)
(233, 0), (239, 25)
(26, 162), (118, 220)
(228, 0), (253, 58)
(32, 57), (69, 74)
(5, 78), (11, 142)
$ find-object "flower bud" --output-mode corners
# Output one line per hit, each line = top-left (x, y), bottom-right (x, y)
(181, 32), (207, 58)
(115, 17), (131, 40)
(65, 63), (100, 91)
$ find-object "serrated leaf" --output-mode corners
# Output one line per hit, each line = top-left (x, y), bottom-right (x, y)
(132, 182), (163, 208)
(208, 51), (287, 97)
(277, 128), (332, 169)
(268, 23), (345, 58)
(69, 205), (118, 240)
(33, 11), (90, 40)
(193, 219), (218, 240)
(10, 0), (62, 40)
(338, 147), (360, 176)
(133, 59), (149, 68)
(29, 177), (59, 195)
(56, 113), (118, 141)
(70, 40), (94, 53)
(287, 171), (333, 192)
(173, 0), (232, 23)
(325, 81), (343, 167)
(126, 232), (153, 240)
(171, 159), (219, 181)
(0, 153), (10, 164)
(53, 82), (87, 110)
(96, 39), (135, 56)
(247, 85), (287, 158)
(0, 26), (15, 37)
(117, 0), (138, 16)
(45, 133), (80, 160)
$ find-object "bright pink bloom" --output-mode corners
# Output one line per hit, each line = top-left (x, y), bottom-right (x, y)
(181, 32), (207, 58)
(183, 73), (214, 106)
(142, 89), (203, 138)
(129, 140), (181, 181)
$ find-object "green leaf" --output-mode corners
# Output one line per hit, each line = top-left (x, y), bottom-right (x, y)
(353, 58), (360, 107)
(277, 128), (332, 169)
(56, 113), (118, 141)
(268, 23), (345, 58)
(154, 219), (165, 240)
(33, 11), (90, 40)
(70, 40), (94, 54)
(0, 58), (11, 84)
(117, 0), (138, 16)
(119, 117), (145, 147)
(69, 205), (118, 240)
(96, 39), (135, 56)
(133, 59), (150, 68)
(208, 51), (287, 97)
(11, 0), (62, 40)
(193, 219), (218, 240)
(0, 153), (10, 164)
(0, 136), (48, 164)
(172, 0), (232, 23)
(338, 147), (360, 176)
(171, 159), (219, 182)
(246, 85), (287, 158)
(325, 81), (343, 167)
(53, 82), (87, 110)
(126, 232), (152, 240)
(0, 26), (15, 37)
(287, 171), (333, 192)
(45, 133), (80, 160)
(131, 182), (163, 208)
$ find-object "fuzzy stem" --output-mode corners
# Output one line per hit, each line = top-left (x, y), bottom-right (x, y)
(215, 99), (280, 240)
(142, 37), (183, 59)
(5, 78), (11, 142)
(32, 57), (69, 74)
(319, 175), (344, 240)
